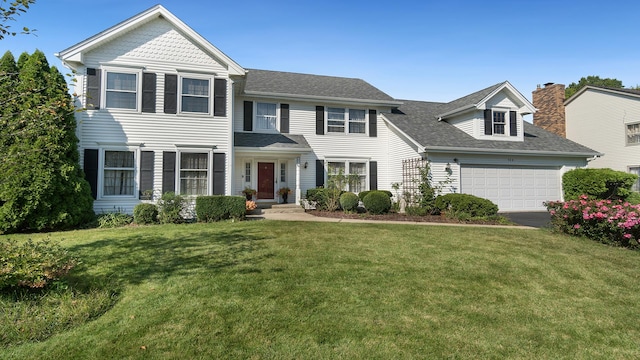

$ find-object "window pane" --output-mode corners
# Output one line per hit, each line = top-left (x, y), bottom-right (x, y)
(349, 109), (366, 134)
(182, 78), (209, 96)
(328, 162), (345, 175)
(181, 153), (208, 169)
(627, 124), (640, 144)
(256, 102), (277, 130)
(493, 111), (506, 135)
(182, 96), (209, 113)
(105, 151), (134, 168)
(107, 73), (136, 91)
(349, 162), (366, 193)
(245, 163), (251, 183)
(106, 91), (136, 109)
(631, 167), (640, 192)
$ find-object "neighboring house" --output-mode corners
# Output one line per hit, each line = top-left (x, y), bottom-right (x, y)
(57, 5), (598, 213)
(534, 83), (640, 190)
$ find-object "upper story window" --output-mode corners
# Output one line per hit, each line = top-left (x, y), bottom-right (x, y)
(256, 102), (277, 130)
(630, 167), (640, 191)
(181, 77), (210, 114)
(493, 111), (506, 135)
(627, 123), (640, 145)
(105, 72), (137, 110)
(103, 150), (135, 196)
(327, 107), (366, 134)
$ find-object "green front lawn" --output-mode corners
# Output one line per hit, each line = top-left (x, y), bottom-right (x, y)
(2, 221), (640, 359)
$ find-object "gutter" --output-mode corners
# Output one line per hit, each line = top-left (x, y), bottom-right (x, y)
(243, 90), (403, 107)
(423, 145), (602, 158)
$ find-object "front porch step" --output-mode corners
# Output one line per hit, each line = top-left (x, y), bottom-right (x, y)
(258, 203), (305, 214)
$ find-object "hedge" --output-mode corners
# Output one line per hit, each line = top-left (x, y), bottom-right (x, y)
(339, 192), (359, 212)
(195, 196), (245, 222)
(363, 191), (391, 214)
(563, 168), (637, 201)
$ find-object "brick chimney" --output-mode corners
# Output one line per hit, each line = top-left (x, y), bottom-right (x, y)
(532, 82), (566, 137)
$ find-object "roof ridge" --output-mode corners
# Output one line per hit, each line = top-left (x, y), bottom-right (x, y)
(246, 68), (364, 81)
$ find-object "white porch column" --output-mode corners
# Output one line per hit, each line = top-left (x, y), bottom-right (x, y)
(295, 157), (301, 204)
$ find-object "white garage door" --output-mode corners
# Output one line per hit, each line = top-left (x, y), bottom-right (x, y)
(460, 165), (561, 212)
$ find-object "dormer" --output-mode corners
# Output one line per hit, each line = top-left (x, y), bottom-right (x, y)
(436, 81), (535, 142)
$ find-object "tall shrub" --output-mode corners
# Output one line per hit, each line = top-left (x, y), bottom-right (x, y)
(563, 168), (637, 201)
(0, 51), (94, 233)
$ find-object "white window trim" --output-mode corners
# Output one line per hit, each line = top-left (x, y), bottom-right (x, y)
(325, 107), (368, 135)
(98, 147), (139, 199)
(253, 101), (280, 133)
(176, 149), (213, 196)
(178, 73), (213, 116)
(486, 107), (515, 137)
(101, 67), (142, 112)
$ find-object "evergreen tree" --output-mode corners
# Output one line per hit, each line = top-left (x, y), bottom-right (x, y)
(0, 50), (94, 233)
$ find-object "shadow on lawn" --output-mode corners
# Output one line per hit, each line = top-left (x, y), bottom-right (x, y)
(67, 227), (272, 289)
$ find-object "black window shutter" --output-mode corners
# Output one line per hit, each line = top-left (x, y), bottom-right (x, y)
(83, 149), (99, 199)
(142, 72), (156, 113)
(243, 101), (253, 131)
(280, 104), (290, 133)
(139, 151), (154, 198)
(316, 160), (324, 187)
(369, 161), (378, 190)
(213, 153), (226, 195)
(164, 74), (177, 114)
(509, 110), (517, 136)
(316, 106), (324, 135)
(484, 109), (493, 135)
(369, 109), (377, 137)
(214, 78), (227, 117)
(162, 151), (176, 194)
(86, 68), (100, 110)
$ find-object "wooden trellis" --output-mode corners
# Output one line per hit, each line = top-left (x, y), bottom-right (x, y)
(402, 158), (427, 204)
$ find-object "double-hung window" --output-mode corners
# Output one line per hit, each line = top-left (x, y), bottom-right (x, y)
(327, 161), (367, 193)
(327, 108), (366, 134)
(627, 123), (640, 145)
(180, 153), (209, 196)
(105, 72), (137, 110)
(493, 111), (506, 135)
(256, 102), (277, 130)
(103, 151), (135, 196)
(181, 77), (210, 114)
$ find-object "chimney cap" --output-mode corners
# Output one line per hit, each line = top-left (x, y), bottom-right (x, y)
(544, 82), (555, 87)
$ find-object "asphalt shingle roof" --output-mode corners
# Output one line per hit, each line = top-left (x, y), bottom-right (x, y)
(384, 99), (599, 155)
(244, 69), (398, 103)
(234, 132), (311, 150)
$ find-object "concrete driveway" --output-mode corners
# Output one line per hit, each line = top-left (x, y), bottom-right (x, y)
(501, 212), (551, 228)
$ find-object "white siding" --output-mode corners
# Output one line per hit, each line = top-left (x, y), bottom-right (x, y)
(71, 17), (234, 213)
(566, 89), (640, 172)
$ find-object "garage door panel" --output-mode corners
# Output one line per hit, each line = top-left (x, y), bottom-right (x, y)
(461, 165), (561, 211)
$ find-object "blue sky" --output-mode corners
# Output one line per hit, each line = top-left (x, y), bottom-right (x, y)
(3, 0), (639, 103)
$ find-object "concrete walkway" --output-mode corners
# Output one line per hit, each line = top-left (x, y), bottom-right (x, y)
(246, 211), (538, 230)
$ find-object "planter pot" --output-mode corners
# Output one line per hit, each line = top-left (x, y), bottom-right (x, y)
(282, 194), (288, 203)
(245, 194), (253, 201)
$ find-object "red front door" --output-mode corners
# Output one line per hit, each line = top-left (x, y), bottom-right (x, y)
(257, 162), (275, 199)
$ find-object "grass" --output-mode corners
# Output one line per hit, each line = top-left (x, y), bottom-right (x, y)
(1, 221), (640, 359)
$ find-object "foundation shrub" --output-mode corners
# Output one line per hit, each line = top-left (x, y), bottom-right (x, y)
(133, 203), (158, 225)
(563, 168), (637, 201)
(363, 191), (391, 215)
(195, 196), (245, 222)
(434, 193), (498, 218)
(339, 192), (359, 212)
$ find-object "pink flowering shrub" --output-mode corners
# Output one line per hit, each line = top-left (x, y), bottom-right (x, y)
(545, 195), (640, 248)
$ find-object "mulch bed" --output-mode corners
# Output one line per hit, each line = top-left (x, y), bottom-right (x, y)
(307, 210), (513, 226)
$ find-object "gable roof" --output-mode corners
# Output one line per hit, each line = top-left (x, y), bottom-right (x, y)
(565, 85), (640, 106)
(383, 99), (599, 157)
(56, 5), (245, 75)
(435, 81), (536, 120)
(234, 132), (311, 153)
(243, 69), (402, 107)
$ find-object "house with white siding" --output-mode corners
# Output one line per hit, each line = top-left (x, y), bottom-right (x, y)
(57, 5), (598, 213)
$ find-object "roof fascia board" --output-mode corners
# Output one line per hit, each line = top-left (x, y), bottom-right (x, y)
(423, 145), (601, 157)
(244, 91), (403, 107)
(564, 85), (640, 106)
